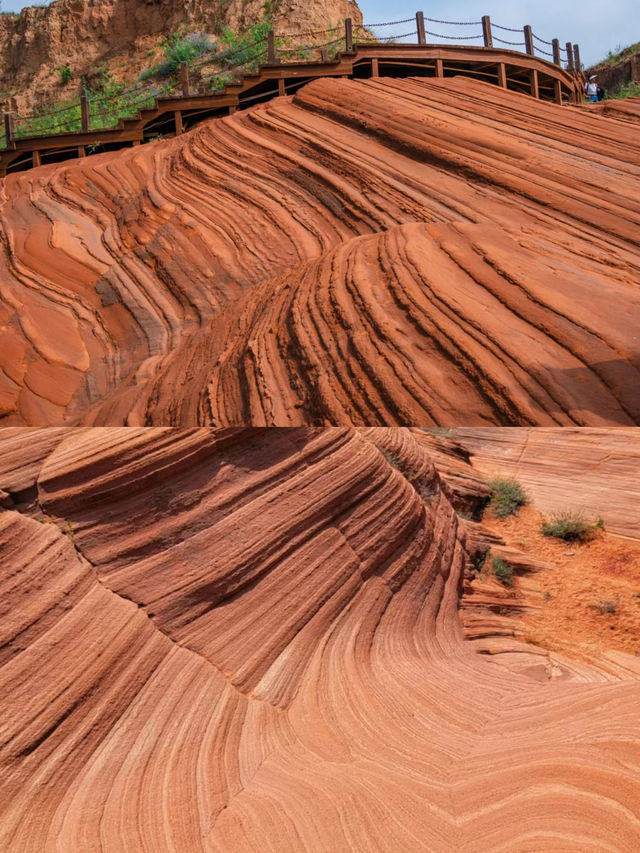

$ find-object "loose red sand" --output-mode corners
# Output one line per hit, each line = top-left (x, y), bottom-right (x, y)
(483, 505), (640, 661)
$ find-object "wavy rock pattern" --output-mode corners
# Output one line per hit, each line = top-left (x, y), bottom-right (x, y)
(1, 427), (640, 851)
(1, 76), (639, 426)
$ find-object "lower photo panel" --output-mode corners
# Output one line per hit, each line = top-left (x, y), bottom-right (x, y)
(0, 427), (639, 852)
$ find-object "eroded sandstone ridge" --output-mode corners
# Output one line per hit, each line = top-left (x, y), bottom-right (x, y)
(1, 76), (639, 426)
(1, 427), (640, 851)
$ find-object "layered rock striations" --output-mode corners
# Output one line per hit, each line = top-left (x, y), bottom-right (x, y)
(454, 427), (640, 540)
(1, 76), (639, 426)
(1, 427), (640, 851)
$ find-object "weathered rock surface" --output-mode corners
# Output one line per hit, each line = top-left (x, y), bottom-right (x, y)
(0, 0), (362, 110)
(455, 427), (640, 539)
(1, 76), (639, 426)
(1, 427), (640, 851)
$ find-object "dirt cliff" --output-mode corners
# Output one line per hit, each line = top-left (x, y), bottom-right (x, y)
(0, 0), (362, 109)
(1, 426), (639, 850)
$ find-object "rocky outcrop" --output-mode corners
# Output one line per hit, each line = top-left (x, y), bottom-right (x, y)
(1, 426), (640, 851)
(1, 76), (639, 427)
(0, 0), (362, 109)
(588, 44), (640, 96)
(455, 427), (640, 540)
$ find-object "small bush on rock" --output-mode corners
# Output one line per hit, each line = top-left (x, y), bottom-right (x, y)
(492, 556), (514, 586)
(56, 64), (73, 85)
(541, 512), (604, 543)
(488, 477), (527, 518)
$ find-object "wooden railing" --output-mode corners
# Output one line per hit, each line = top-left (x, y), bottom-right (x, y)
(0, 13), (584, 175)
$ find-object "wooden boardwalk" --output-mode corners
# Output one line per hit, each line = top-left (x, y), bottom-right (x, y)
(0, 42), (582, 177)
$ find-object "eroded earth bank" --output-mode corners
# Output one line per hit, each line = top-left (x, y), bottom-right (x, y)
(1, 427), (639, 851)
(1, 77), (639, 426)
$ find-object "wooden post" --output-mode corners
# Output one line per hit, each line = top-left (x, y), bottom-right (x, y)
(523, 25), (534, 56)
(566, 43), (575, 71)
(573, 44), (582, 72)
(33, 149), (41, 167)
(497, 62), (507, 88)
(268, 30), (279, 64)
(552, 39), (561, 65)
(179, 62), (189, 97)
(80, 94), (90, 132)
(278, 78), (285, 96)
(482, 16), (493, 48)
(174, 111), (183, 135)
(416, 12), (426, 45)
(345, 18), (353, 52)
(3, 112), (15, 148)
(435, 58), (443, 77)
(371, 58), (379, 77)
(78, 145), (86, 158)
(321, 48), (329, 62)
(554, 79), (563, 104)
(530, 69), (539, 98)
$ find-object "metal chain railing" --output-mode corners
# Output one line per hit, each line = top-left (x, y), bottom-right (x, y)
(492, 23), (523, 33)
(493, 35), (526, 46)
(426, 30), (483, 40)
(424, 17), (481, 26)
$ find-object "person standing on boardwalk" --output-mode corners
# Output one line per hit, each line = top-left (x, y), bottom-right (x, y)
(585, 75), (599, 102)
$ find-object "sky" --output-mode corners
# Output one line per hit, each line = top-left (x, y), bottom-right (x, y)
(0, 0), (634, 66)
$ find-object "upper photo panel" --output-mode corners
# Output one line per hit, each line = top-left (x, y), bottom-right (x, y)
(1, 3), (638, 426)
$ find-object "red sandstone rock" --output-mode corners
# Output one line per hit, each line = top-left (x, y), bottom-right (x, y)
(1, 427), (640, 850)
(455, 427), (640, 540)
(1, 77), (639, 426)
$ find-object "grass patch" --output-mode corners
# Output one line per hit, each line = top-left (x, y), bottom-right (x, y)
(541, 512), (604, 543)
(488, 477), (527, 518)
(158, 30), (215, 76)
(609, 80), (640, 99)
(56, 64), (73, 85)
(492, 556), (514, 587)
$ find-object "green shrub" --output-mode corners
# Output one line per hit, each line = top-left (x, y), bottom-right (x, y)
(492, 557), (514, 586)
(160, 31), (214, 75)
(488, 477), (527, 518)
(610, 80), (640, 99)
(56, 64), (73, 85)
(541, 512), (604, 543)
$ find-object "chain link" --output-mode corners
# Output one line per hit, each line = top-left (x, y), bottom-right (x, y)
(425, 17), (481, 26)
(492, 23), (523, 33)
(426, 30), (483, 40)
(533, 33), (553, 46)
(377, 30), (419, 41)
(493, 35), (526, 46)
(361, 18), (415, 27)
